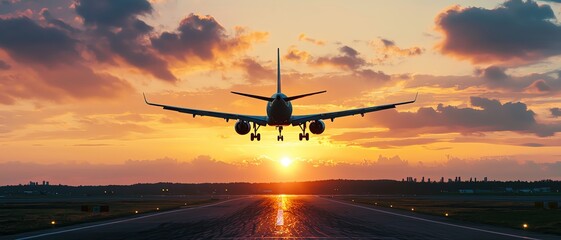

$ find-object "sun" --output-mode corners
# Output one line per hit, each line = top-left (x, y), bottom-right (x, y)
(280, 157), (293, 167)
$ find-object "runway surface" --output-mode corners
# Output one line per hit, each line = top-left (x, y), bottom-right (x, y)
(7, 195), (559, 239)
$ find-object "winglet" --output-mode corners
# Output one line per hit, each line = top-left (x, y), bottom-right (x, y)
(414, 92), (418, 102)
(143, 92), (149, 104)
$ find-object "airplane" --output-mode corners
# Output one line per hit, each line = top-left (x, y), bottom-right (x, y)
(144, 48), (417, 141)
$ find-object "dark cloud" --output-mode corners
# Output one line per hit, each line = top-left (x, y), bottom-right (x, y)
(75, 0), (152, 27)
(236, 58), (275, 83)
(0, 59), (10, 70)
(0, 16), (133, 103)
(76, 0), (175, 82)
(151, 14), (267, 62)
(477, 66), (508, 81)
(551, 108), (561, 118)
(526, 79), (551, 92)
(40, 9), (78, 33)
(152, 14), (225, 60)
(436, 0), (561, 64)
(0, 17), (79, 66)
(367, 97), (560, 137)
(312, 45), (367, 70)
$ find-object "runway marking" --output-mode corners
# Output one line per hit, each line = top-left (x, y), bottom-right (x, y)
(16, 197), (251, 240)
(276, 209), (284, 226)
(323, 197), (539, 240)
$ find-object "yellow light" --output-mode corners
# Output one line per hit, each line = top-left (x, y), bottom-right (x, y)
(390, 205), (393, 208)
(280, 157), (292, 167)
(51, 220), (56, 225)
(135, 210), (139, 214)
(411, 208), (415, 211)
(445, 213), (449, 217)
(156, 208), (159, 211)
(523, 223), (528, 229)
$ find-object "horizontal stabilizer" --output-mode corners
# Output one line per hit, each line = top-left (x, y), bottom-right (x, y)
(231, 91), (274, 101)
(284, 90), (327, 101)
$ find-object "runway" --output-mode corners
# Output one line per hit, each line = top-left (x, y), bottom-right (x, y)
(7, 195), (558, 239)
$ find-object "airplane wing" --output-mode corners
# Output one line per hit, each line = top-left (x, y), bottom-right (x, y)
(291, 93), (417, 125)
(143, 94), (268, 125)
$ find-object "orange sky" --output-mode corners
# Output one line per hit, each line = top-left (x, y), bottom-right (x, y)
(1, 0), (561, 185)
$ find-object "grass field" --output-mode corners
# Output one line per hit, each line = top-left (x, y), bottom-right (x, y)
(343, 196), (561, 236)
(0, 197), (218, 235)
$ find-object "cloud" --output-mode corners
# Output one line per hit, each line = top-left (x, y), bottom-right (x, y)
(298, 33), (326, 46)
(476, 66), (508, 81)
(551, 108), (561, 118)
(371, 38), (424, 63)
(0, 59), (10, 70)
(408, 69), (561, 95)
(284, 46), (311, 62)
(40, 9), (78, 33)
(235, 58), (275, 83)
(435, 0), (561, 64)
(0, 17), (80, 66)
(1, 155), (560, 185)
(312, 45), (367, 70)
(76, 0), (176, 82)
(365, 97), (561, 137)
(0, 16), (133, 103)
(151, 14), (268, 62)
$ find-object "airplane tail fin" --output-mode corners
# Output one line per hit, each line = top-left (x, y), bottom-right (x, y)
(277, 48), (281, 93)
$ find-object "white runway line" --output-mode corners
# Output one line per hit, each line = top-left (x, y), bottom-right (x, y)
(276, 195), (284, 226)
(322, 197), (540, 240)
(276, 209), (284, 226)
(16, 197), (250, 240)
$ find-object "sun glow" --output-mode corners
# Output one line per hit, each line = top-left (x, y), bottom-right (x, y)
(280, 157), (293, 167)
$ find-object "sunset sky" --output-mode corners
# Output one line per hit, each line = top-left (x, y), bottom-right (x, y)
(1, 0), (561, 185)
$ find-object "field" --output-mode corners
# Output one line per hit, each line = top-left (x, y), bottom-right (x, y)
(342, 195), (561, 235)
(0, 196), (218, 235)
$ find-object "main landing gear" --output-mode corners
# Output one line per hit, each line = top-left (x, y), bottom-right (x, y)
(276, 126), (284, 141)
(298, 122), (309, 141)
(250, 122), (261, 141)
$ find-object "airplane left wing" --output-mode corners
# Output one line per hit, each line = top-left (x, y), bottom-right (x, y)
(291, 93), (417, 125)
(143, 93), (268, 125)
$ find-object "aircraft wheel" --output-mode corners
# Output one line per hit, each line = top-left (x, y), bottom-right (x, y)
(281, 136), (284, 141)
(256, 133), (261, 141)
(305, 133), (309, 141)
(298, 133), (303, 141)
(250, 133), (255, 141)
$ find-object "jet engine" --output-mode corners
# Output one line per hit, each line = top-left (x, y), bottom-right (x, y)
(309, 120), (325, 134)
(234, 120), (251, 135)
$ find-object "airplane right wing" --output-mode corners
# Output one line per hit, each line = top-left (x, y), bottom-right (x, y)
(291, 93), (417, 125)
(143, 94), (268, 125)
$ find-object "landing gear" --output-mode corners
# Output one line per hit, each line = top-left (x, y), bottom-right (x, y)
(276, 126), (284, 141)
(298, 122), (310, 141)
(250, 123), (261, 141)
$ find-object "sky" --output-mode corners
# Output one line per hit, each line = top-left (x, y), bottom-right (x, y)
(1, 0), (561, 185)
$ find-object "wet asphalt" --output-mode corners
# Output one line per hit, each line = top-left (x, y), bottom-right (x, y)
(7, 195), (559, 240)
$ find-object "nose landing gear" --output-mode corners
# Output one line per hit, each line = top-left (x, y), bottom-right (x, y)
(276, 126), (284, 141)
(250, 122), (261, 141)
(298, 122), (309, 141)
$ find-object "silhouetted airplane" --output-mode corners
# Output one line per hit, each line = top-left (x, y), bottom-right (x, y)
(144, 48), (417, 141)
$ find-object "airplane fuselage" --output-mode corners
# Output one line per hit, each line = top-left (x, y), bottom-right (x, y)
(266, 93), (292, 126)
